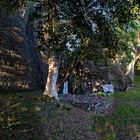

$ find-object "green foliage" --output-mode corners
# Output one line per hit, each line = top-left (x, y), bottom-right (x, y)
(115, 20), (140, 63)
(32, 0), (140, 92)
(0, 0), (35, 16)
(0, 0), (139, 60)
(36, 0), (140, 62)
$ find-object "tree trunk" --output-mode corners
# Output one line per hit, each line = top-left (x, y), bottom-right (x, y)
(43, 57), (59, 100)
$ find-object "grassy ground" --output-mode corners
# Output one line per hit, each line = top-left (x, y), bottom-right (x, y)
(0, 76), (140, 140)
(0, 91), (46, 140)
(93, 76), (140, 140)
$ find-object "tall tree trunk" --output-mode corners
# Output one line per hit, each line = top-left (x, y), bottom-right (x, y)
(126, 47), (136, 86)
(43, 56), (59, 100)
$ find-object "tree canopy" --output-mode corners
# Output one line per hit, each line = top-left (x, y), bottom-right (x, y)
(34, 0), (140, 63)
(1, 0), (139, 60)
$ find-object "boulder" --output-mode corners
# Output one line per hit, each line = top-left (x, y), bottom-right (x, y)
(81, 59), (135, 93)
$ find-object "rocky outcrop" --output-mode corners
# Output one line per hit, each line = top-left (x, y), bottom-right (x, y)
(0, 4), (47, 91)
(80, 59), (135, 93)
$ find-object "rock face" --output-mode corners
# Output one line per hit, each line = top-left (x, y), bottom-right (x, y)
(109, 62), (135, 90)
(81, 59), (135, 93)
(0, 4), (47, 91)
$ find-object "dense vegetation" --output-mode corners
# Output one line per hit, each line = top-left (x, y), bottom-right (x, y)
(34, 0), (140, 98)
(0, 1), (140, 95)
(36, 0), (140, 60)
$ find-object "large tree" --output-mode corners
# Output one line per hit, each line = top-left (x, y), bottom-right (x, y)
(35, 0), (139, 99)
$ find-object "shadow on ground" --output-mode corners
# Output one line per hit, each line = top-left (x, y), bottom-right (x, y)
(0, 76), (140, 140)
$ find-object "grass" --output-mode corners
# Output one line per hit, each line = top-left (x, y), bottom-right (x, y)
(93, 75), (140, 139)
(0, 91), (81, 140)
(0, 91), (51, 140)
(0, 76), (140, 140)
